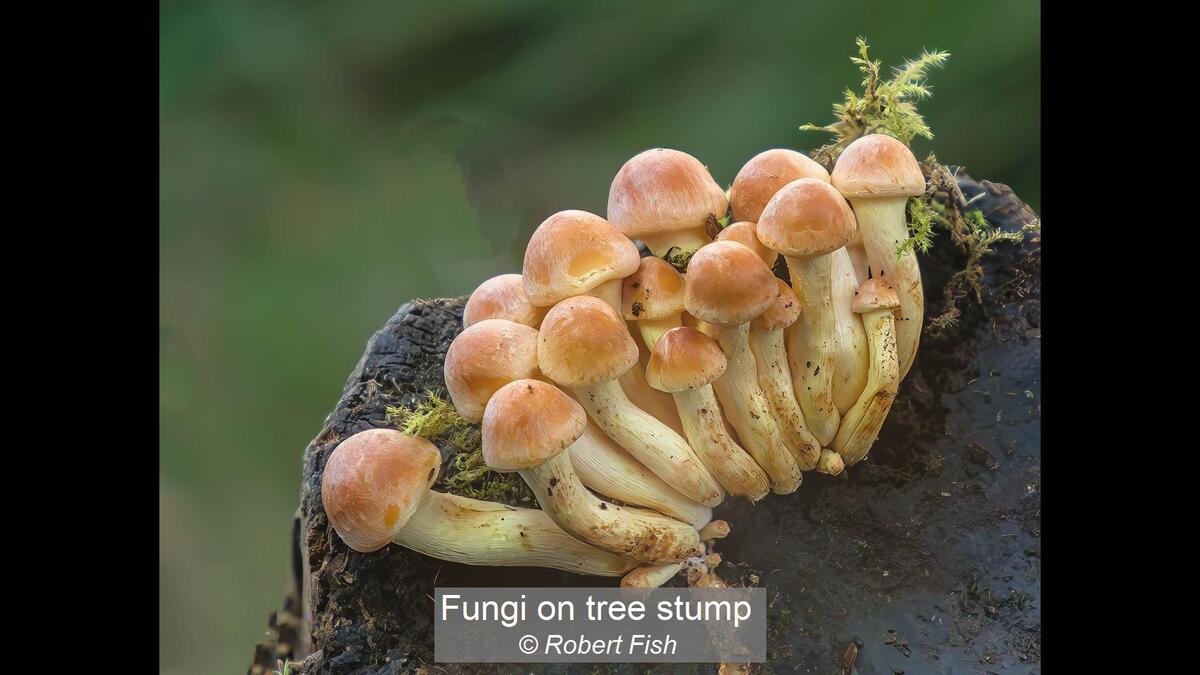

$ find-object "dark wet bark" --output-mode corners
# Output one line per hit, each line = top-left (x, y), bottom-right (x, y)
(251, 175), (1040, 675)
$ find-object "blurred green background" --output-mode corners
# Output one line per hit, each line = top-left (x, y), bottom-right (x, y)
(159, 1), (1039, 672)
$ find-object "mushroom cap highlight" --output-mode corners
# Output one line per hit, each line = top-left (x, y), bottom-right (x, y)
(622, 256), (686, 320)
(831, 134), (926, 199)
(645, 326), (727, 392)
(320, 429), (442, 553)
(714, 221), (778, 267)
(756, 178), (857, 259)
(522, 210), (640, 307)
(730, 148), (831, 223)
(683, 241), (779, 326)
(852, 278), (901, 313)
(750, 279), (801, 332)
(538, 295), (640, 386)
(607, 148), (729, 239)
(444, 319), (541, 423)
(482, 379), (587, 472)
(463, 273), (548, 328)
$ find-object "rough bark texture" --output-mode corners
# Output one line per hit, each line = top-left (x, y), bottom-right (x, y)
(251, 172), (1040, 675)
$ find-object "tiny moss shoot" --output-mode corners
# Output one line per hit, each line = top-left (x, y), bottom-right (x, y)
(385, 390), (534, 505)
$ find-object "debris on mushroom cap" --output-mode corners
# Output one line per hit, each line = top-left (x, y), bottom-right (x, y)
(464, 273), (548, 329)
(831, 133), (926, 199)
(444, 319), (540, 423)
(537, 295), (640, 387)
(756, 178), (857, 259)
(621, 256), (686, 320)
(646, 326), (727, 392)
(698, 520), (731, 541)
(481, 379), (587, 472)
(730, 148), (831, 223)
(321, 429), (442, 553)
(522, 210), (640, 307)
(684, 241), (779, 326)
(607, 148), (729, 239)
(750, 278), (802, 333)
(851, 278), (901, 313)
(714, 221), (778, 267)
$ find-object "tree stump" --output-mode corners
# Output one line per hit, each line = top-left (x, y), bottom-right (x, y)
(251, 172), (1040, 674)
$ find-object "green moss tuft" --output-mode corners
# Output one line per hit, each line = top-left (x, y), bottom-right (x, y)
(801, 37), (949, 168)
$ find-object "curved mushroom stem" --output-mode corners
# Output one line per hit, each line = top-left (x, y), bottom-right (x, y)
(637, 228), (712, 259)
(622, 562), (685, 588)
(393, 491), (638, 576)
(622, 326), (687, 436)
(520, 451), (703, 564)
(783, 254), (841, 445)
(830, 248), (870, 414)
(831, 305), (900, 466)
(585, 278), (625, 313)
(845, 231), (870, 284)
(570, 424), (712, 529)
(704, 323), (802, 494)
(572, 379), (725, 507)
(674, 386), (771, 501)
(747, 328), (823, 472)
(850, 198), (923, 380)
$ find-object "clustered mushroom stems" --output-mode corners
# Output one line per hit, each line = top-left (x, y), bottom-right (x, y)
(483, 379), (702, 564)
(443, 317), (710, 528)
(324, 141), (928, 579)
(831, 279), (902, 466)
(322, 429), (636, 576)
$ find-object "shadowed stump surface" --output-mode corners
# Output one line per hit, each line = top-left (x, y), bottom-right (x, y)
(251, 171), (1040, 675)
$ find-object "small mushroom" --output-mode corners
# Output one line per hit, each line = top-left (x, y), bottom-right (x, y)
(646, 326), (771, 501)
(607, 148), (729, 259)
(463, 273), (548, 329)
(831, 134), (927, 380)
(831, 279), (901, 466)
(685, 241), (803, 494)
(729, 148), (831, 223)
(622, 562), (685, 589)
(538, 295), (725, 507)
(757, 178), (858, 445)
(321, 429), (636, 576)
(444, 318), (710, 528)
(482, 379), (702, 563)
(748, 279), (841, 474)
(621, 256), (688, 349)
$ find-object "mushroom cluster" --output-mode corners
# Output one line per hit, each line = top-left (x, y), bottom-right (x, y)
(322, 134), (925, 585)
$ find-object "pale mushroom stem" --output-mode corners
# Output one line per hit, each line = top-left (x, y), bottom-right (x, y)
(519, 451), (703, 564)
(674, 385), (771, 501)
(747, 328), (824, 472)
(846, 232), (870, 283)
(638, 315), (681, 350)
(393, 490), (637, 576)
(705, 323), (802, 494)
(783, 255), (841, 445)
(573, 378), (725, 507)
(830, 248), (870, 414)
(570, 424), (712, 529)
(831, 306), (900, 466)
(850, 198), (923, 380)
(637, 227), (712, 259)
(585, 278), (624, 313)
(622, 325), (688, 436)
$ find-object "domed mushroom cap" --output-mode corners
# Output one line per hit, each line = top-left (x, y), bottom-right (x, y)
(607, 148), (729, 239)
(684, 241), (779, 326)
(714, 221), (778, 267)
(831, 134), (926, 199)
(751, 279), (801, 332)
(757, 178), (857, 259)
(464, 274), (548, 328)
(482, 379), (587, 472)
(851, 278), (901, 313)
(444, 319), (540, 423)
(622, 256), (686, 320)
(321, 429), (441, 553)
(646, 326), (727, 392)
(522, 210), (640, 307)
(730, 148), (830, 223)
(538, 296), (640, 386)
